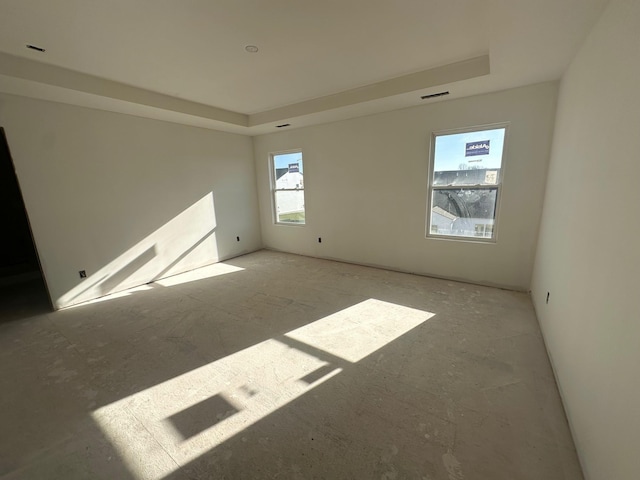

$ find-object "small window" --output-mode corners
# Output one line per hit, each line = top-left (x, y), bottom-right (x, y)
(271, 151), (305, 225)
(427, 125), (507, 241)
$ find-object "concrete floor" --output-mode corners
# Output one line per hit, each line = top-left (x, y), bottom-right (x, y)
(0, 250), (582, 480)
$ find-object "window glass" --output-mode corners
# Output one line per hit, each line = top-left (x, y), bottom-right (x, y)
(272, 152), (305, 225)
(428, 127), (506, 240)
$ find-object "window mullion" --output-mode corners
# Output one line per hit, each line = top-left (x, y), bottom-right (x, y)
(431, 184), (500, 190)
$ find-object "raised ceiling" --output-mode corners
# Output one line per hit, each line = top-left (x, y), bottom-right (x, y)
(0, 0), (608, 135)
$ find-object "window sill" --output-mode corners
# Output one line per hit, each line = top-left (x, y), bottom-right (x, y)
(426, 234), (497, 244)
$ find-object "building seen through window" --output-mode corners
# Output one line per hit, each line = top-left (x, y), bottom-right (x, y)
(271, 151), (305, 224)
(428, 126), (507, 240)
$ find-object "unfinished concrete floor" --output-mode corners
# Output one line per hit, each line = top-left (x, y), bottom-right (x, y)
(0, 250), (582, 480)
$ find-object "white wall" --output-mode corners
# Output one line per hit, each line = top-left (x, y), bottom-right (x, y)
(531, 1), (640, 478)
(0, 94), (261, 308)
(254, 82), (558, 290)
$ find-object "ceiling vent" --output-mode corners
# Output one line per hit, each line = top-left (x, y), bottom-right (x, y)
(275, 123), (291, 128)
(421, 91), (449, 100)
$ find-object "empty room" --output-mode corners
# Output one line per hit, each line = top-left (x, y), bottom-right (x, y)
(0, 1), (638, 479)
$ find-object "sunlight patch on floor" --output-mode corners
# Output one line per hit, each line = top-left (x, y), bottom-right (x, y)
(286, 298), (434, 363)
(91, 299), (434, 479)
(62, 262), (244, 310)
(153, 262), (244, 288)
(63, 285), (154, 309)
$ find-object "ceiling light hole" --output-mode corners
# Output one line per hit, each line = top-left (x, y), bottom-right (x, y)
(245, 45), (259, 53)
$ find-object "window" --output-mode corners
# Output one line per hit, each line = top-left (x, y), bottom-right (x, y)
(271, 151), (305, 225)
(427, 125), (507, 241)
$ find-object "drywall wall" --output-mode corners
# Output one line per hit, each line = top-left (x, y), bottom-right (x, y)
(254, 82), (558, 290)
(0, 93), (261, 308)
(531, 1), (640, 478)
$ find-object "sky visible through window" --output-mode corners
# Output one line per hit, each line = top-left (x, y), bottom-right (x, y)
(434, 128), (505, 171)
(274, 152), (303, 173)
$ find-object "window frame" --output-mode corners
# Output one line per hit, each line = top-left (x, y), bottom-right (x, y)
(425, 122), (509, 243)
(269, 149), (306, 226)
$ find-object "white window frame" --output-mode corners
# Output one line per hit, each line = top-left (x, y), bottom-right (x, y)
(426, 123), (509, 243)
(269, 149), (306, 226)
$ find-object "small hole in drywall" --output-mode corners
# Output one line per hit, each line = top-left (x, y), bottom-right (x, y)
(421, 91), (449, 100)
(318, 237), (322, 243)
(546, 292), (550, 304)
(79, 270), (87, 279)
(26, 44), (46, 52)
(236, 236), (240, 242)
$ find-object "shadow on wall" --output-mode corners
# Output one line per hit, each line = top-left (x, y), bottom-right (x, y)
(57, 192), (219, 309)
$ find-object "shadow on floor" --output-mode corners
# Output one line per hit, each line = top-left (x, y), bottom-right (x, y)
(0, 251), (581, 480)
(0, 275), (51, 324)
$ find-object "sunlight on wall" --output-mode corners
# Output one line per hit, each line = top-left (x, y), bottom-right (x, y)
(91, 299), (435, 480)
(57, 192), (218, 309)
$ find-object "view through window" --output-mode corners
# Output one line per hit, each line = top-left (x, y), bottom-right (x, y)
(272, 151), (305, 224)
(428, 125), (507, 240)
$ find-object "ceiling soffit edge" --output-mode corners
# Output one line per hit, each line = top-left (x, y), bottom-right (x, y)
(0, 51), (489, 129)
(249, 55), (490, 126)
(0, 51), (248, 127)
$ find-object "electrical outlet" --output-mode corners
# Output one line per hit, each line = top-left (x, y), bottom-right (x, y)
(79, 270), (87, 279)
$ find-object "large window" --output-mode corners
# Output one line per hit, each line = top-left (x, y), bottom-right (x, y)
(427, 125), (507, 241)
(271, 151), (305, 225)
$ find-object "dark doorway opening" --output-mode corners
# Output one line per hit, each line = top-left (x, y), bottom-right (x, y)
(0, 127), (51, 318)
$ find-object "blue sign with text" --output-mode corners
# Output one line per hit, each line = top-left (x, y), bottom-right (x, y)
(465, 140), (490, 157)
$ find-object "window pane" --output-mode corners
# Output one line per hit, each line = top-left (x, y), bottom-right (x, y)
(430, 188), (497, 238)
(433, 168), (500, 187)
(273, 151), (305, 224)
(433, 128), (505, 186)
(275, 190), (305, 224)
